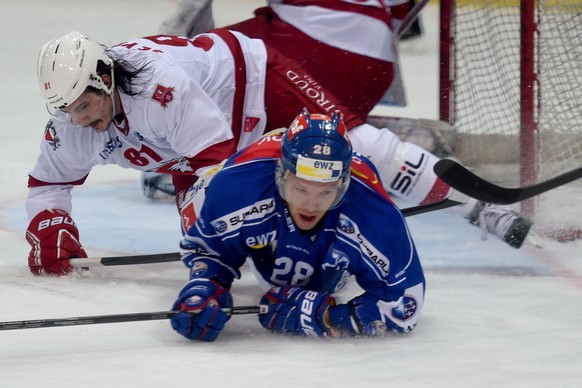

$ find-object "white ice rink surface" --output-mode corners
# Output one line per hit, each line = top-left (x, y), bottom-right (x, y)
(1, 1), (581, 387)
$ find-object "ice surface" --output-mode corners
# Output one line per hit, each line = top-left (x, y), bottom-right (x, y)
(1, 1), (581, 387)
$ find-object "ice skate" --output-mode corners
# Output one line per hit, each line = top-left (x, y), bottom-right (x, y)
(466, 201), (533, 248)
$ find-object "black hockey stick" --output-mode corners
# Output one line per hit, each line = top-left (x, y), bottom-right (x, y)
(400, 198), (463, 216)
(72, 252), (182, 267)
(0, 305), (268, 331)
(70, 198), (463, 268)
(396, 0), (430, 39)
(434, 159), (582, 205)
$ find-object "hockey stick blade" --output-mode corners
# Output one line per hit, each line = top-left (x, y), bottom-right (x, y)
(434, 159), (582, 204)
(0, 305), (269, 331)
(70, 199), (464, 268)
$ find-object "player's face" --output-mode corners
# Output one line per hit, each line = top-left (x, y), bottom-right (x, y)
(61, 90), (113, 132)
(282, 172), (340, 231)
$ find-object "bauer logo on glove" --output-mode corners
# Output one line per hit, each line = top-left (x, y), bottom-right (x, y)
(36, 212), (75, 231)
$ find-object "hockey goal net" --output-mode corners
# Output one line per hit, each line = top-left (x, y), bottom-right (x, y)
(440, 0), (582, 241)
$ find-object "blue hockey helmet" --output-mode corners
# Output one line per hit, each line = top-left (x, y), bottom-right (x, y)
(277, 109), (353, 208)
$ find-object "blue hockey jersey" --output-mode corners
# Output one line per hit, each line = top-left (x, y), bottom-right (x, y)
(180, 135), (425, 332)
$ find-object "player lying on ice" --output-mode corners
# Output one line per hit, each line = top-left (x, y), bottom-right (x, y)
(171, 110), (426, 340)
(26, 0), (531, 276)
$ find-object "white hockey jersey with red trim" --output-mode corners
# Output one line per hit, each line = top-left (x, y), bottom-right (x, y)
(27, 31), (267, 219)
(27, 1), (411, 220)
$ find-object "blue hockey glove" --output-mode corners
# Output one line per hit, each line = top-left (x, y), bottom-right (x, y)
(171, 279), (233, 341)
(327, 293), (388, 337)
(259, 286), (334, 337)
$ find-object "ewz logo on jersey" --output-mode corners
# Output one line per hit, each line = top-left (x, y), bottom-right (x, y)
(246, 230), (277, 248)
(389, 153), (426, 195)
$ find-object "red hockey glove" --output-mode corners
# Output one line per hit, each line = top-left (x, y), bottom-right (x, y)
(25, 209), (87, 276)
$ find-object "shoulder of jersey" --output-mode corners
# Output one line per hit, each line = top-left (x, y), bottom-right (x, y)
(349, 154), (391, 201)
(227, 135), (282, 167)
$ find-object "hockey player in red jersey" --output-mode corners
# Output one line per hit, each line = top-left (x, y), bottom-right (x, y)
(27, 0), (530, 276)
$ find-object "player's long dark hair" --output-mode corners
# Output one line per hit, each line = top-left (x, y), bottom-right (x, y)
(94, 54), (153, 97)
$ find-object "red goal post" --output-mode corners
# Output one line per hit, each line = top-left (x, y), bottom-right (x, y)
(439, 0), (582, 240)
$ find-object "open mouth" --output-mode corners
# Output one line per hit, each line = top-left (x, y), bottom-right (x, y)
(298, 213), (317, 224)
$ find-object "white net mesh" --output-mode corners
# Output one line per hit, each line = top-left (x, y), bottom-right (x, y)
(445, 0), (582, 239)
(537, 1), (582, 179)
(450, 3), (522, 166)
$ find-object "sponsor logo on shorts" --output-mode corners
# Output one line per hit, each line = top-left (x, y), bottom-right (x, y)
(286, 70), (341, 115)
(390, 153), (426, 195)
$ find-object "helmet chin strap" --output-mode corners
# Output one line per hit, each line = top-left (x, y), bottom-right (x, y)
(102, 67), (116, 119)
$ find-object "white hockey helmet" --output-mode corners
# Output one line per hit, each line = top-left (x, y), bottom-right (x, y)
(37, 31), (113, 113)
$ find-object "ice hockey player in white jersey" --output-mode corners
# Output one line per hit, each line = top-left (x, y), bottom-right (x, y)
(151, 0), (532, 245)
(171, 110), (425, 340)
(27, 0), (530, 276)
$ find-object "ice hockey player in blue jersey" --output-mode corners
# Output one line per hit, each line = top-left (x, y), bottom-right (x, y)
(170, 110), (425, 341)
